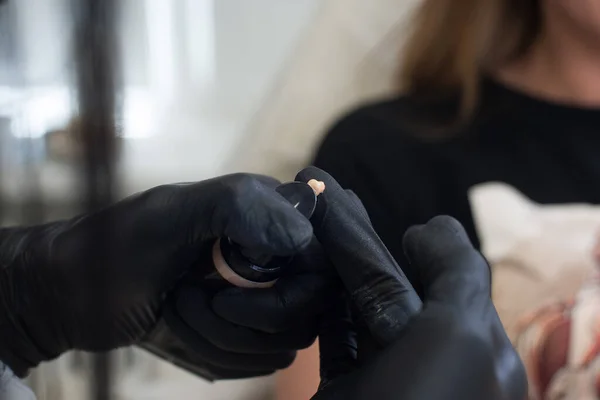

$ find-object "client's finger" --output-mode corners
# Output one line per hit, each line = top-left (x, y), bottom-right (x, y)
(296, 166), (422, 346)
(402, 215), (491, 305)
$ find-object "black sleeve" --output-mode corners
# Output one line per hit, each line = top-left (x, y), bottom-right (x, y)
(313, 109), (439, 293)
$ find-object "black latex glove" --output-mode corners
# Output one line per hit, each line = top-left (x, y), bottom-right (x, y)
(296, 167), (527, 400)
(0, 362), (36, 400)
(157, 233), (334, 380)
(0, 173), (330, 379)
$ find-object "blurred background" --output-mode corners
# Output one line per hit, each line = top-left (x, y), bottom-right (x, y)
(0, 0), (417, 399)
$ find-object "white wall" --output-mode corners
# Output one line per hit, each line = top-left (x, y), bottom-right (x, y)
(212, 0), (321, 120)
(225, 0), (419, 181)
(115, 0), (321, 194)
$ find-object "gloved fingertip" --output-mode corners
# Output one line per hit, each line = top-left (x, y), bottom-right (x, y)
(296, 222), (315, 249)
(261, 211), (314, 256)
(295, 166), (326, 183)
(283, 219), (315, 252)
(344, 189), (359, 203)
(277, 351), (298, 370)
(405, 216), (475, 267)
(210, 287), (244, 311)
(427, 215), (471, 242)
(402, 224), (424, 264)
(210, 288), (271, 330)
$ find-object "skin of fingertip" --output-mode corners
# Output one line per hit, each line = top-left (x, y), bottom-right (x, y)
(307, 179), (326, 196)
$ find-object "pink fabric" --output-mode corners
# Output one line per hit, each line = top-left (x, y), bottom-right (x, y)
(469, 183), (600, 400)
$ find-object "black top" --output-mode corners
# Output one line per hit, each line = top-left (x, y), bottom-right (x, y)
(314, 78), (600, 290)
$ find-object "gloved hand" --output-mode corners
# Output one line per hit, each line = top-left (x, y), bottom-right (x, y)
(296, 167), (527, 400)
(0, 363), (36, 400)
(0, 173), (330, 379)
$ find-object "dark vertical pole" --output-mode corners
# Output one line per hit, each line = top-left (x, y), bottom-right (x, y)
(71, 0), (120, 399)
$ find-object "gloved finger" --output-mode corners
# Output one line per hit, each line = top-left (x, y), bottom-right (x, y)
(139, 342), (274, 381)
(311, 373), (358, 400)
(318, 291), (357, 389)
(212, 273), (333, 334)
(402, 215), (491, 305)
(218, 174), (314, 256)
(344, 189), (371, 223)
(140, 325), (277, 381)
(175, 286), (317, 353)
(163, 297), (297, 371)
(296, 166), (422, 346)
(200, 366), (275, 380)
(276, 236), (334, 276)
(185, 173), (314, 256)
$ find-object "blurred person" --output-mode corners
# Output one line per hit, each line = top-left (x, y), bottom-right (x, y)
(0, 167), (527, 400)
(301, 0), (600, 399)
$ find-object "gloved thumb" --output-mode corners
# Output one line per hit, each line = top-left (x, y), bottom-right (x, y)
(296, 166), (422, 346)
(402, 216), (492, 306)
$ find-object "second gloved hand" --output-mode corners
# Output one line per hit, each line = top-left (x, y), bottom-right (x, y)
(296, 167), (527, 400)
(0, 173), (331, 379)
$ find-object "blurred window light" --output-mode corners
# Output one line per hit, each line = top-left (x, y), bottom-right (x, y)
(121, 87), (159, 139)
(0, 86), (160, 140)
(145, 0), (177, 100)
(144, 0), (216, 99)
(0, 0), (217, 141)
(6, 86), (72, 139)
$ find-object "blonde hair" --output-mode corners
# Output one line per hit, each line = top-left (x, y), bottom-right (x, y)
(399, 0), (541, 121)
